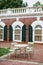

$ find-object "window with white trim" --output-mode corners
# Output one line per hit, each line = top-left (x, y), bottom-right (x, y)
(14, 25), (21, 40)
(34, 25), (42, 41)
(0, 26), (3, 40)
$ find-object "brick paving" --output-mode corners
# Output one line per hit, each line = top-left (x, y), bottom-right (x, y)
(0, 43), (43, 65)
(5, 44), (43, 63)
(0, 59), (40, 65)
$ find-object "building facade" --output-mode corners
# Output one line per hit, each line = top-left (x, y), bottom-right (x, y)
(0, 7), (43, 44)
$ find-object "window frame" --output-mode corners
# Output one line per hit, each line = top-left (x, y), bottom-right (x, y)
(14, 25), (22, 42)
(13, 25), (22, 42)
(34, 25), (42, 42)
(0, 26), (4, 41)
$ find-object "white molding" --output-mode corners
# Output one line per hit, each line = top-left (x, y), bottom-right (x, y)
(0, 28), (4, 41)
(31, 20), (43, 30)
(0, 21), (5, 27)
(34, 41), (43, 43)
(0, 39), (4, 41)
(16, 18), (19, 21)
(37, 17), (40, 21)
(0, 21), (5, 41)
(12, 21), (24, 29)
(0, 13), (43, 19)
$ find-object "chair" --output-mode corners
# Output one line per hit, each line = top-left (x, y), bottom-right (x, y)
(26, 42), (34, 57)
(10, 42), (21, 56)
(28, 42), (34, 46)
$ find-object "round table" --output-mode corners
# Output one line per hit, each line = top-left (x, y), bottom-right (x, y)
(14, 44), (28, 48)
(14, 44), (28, 56)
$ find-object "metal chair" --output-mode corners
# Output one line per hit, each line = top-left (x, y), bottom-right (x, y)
(26, 42), (34, 57)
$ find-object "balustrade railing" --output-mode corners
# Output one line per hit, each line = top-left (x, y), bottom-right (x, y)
(0, 7), (43, 15)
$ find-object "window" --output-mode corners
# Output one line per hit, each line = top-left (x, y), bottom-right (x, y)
(0, 26), (3, 40)
(34, 25), (42, 41)
(14, 25), (21, 41)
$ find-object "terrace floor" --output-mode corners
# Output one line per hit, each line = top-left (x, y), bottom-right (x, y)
(0, 43), (43, 65)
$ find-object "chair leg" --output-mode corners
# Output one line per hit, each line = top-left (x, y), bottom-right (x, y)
(29, 51), (33, 58)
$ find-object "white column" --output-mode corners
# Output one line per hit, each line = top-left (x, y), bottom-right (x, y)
(37, 17), (40, 21)
(33, 29), (34, 42)
(13, 29), (14, 41)
(16, 18), (19, 21)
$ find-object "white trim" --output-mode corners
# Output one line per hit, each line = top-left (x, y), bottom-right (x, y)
(0, 13), (43, 19)
(31, 20), (43, 30)
(0, 21), (5, 27)
(0, 27), (4, 41)
(31, 18), (43, 43)
(14, 27), (21, 42)
(0, 21), (5, 41)
(16, 18), (19, 21)
(34, 41), (43, 43)
(12, 21), (24, 29)
(12, 21), (24, 42)
(37, 17), (40, 21)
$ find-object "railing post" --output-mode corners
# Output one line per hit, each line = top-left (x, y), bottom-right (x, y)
(26, 7), (29, 13)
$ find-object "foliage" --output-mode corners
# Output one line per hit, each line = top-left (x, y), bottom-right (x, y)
(0, 0), (28, 9)
(33, 1), (43, 10)
(33, 1), (41, 7)
(0, 48), (10, 56)
(41, 4), (43, 10)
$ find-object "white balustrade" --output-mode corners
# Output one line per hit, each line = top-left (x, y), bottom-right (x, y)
(0, 7), (43, 15)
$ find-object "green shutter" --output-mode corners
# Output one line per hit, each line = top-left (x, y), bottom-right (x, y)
(28, 25), (33, 42)
(9, 25), (13, 41)
(22, 25), (26, 42)
(4, 25), (7, 40)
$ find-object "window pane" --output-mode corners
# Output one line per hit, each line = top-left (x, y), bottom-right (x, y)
(0, 29), (3, 33)
(35, 36), (42, 41)
(14, 25), (21, 40)
(15, 29), (20, 34)
(35, 30), (42, 34)
(15, 35), (20, 40)
(35, 25), (42, 29)
(35, 26), (42, 41)
(0, 34), (3, 39)
(0, 27), (3, 39)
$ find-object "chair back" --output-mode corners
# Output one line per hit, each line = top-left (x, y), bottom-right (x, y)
(28, 42), (34, 47)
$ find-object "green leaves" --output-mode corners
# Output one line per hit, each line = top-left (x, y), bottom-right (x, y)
(0, 0), (28, 9)
(0, 48), (10, 56)
(33, 1), (43, 11)
(33, 1), (41, 7)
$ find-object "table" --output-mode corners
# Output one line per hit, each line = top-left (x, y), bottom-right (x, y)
(14, 44), (28, 57)
(15, 44), (28, 47)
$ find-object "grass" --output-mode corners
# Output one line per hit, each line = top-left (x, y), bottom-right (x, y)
(0, 47), (10, 56)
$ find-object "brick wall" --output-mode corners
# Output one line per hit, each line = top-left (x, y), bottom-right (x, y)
(1, 17), (43, 43)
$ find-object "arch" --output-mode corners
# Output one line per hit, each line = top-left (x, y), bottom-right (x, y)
(35, 25), (42, 29)
(15, 25), (21, 29)
(0, 22), (5, 27)
(12, 21), (24, 29)
(31, 20), (43, 30)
